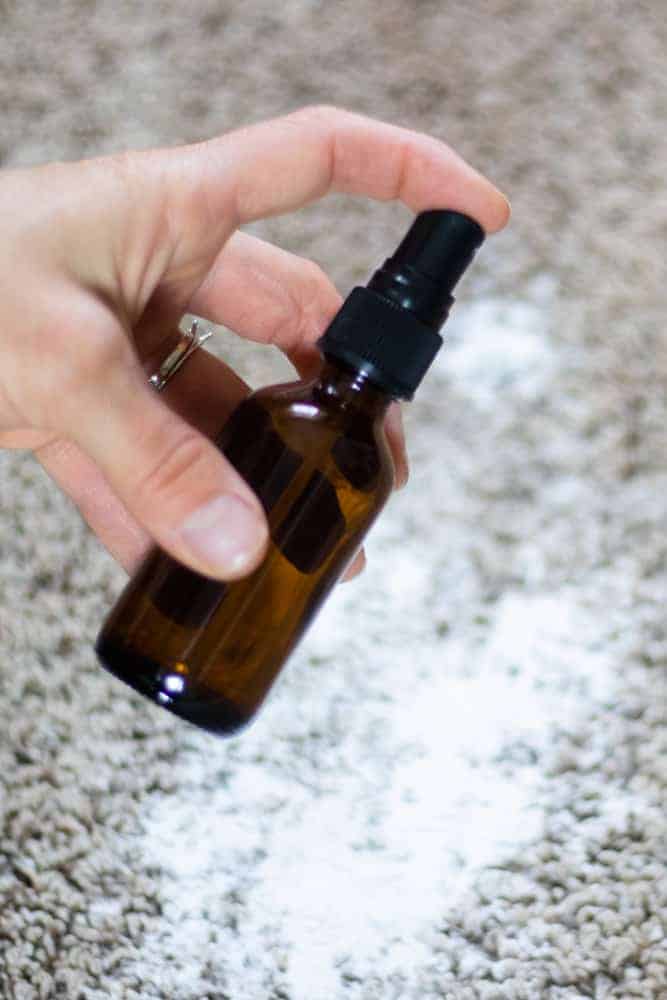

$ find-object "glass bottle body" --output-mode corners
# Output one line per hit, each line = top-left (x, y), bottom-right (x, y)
(95, 360), (394, 735)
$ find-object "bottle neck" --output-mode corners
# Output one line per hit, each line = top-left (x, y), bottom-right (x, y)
(314, 358), (393, 420)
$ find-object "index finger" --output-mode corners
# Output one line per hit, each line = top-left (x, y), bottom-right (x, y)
(187, 105), (510, 235)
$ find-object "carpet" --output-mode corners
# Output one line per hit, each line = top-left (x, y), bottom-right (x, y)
(0, 2), (665, 998)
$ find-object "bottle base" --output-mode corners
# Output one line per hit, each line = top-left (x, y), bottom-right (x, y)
(95, 635), (251, 737)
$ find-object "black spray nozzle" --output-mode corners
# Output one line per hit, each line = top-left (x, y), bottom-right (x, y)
(317, 209), (485, 399)
(368, 209), (485, 329)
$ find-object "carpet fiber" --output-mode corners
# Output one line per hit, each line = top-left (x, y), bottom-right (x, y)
(0, 2), (666, 998)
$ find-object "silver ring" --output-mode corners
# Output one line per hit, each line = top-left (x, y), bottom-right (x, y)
(148, 319), (214, 393)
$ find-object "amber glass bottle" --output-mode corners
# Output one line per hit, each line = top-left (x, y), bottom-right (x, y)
(96, 210), (485, 735)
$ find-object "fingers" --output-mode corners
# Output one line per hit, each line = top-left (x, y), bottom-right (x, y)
(189, 105), (509, 235)
(73, 107), (507, 362)
(190, 232), (409, 488)
(156, 333), (250, 438)
(384, 403), (409, 490)
(36, 436), (152, 575)
(36, 248), (403, 581)
(37, 348), (254, 574)
(341, 548), (367, 583)
(189, 230), (341, 373)
(58, 356), (268, 581)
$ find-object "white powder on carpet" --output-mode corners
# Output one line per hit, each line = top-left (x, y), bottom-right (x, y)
(134, 292), (626, 999)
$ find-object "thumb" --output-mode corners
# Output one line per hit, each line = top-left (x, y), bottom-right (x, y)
(67, 361), (268, 580)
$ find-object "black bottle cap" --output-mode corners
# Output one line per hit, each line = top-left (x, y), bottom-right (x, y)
(317, 210), (484, 399)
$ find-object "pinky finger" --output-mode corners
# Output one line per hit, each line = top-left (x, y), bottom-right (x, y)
(385, 403), (409, 490)
(340, 548), (367, 583)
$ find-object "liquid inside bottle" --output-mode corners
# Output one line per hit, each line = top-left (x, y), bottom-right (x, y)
(96, 361), (394, 735)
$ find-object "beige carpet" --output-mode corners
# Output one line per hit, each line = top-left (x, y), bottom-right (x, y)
(1, 2), (666, 998)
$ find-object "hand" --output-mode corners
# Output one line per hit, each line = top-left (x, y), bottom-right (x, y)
(0, 106), (509, 581)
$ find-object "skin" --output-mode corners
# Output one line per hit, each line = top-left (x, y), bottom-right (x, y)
(0, 106), (509, 583)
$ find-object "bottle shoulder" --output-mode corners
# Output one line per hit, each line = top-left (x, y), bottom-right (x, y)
(253, 377), (333, 424)
(229, 383), (394, 496)
(252, 376), (388, 432)
(256, 386), (335, 428)
(253, 381), (392, 449)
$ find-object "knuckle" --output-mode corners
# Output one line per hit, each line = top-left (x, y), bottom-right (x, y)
(302, 258), (329, 293)
(255, 259), (337, 353)
(295, 260), (341, 338)
(289, 104), (345, 128)
(98, 150), (140, 197)
(261, 292), (301, 351)
(134, 430), (211, 512)
(77, 152), (144, 229)
(287, 285), (316, 352)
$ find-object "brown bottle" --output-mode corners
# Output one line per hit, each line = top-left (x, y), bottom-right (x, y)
(96, 210), (485, 736)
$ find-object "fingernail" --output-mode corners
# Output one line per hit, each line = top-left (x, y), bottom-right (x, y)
(494, 192), (512, 230)
(181, 494), (267, 577)
(395, 451), (410, 490)
(340, 549), (366, 583)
